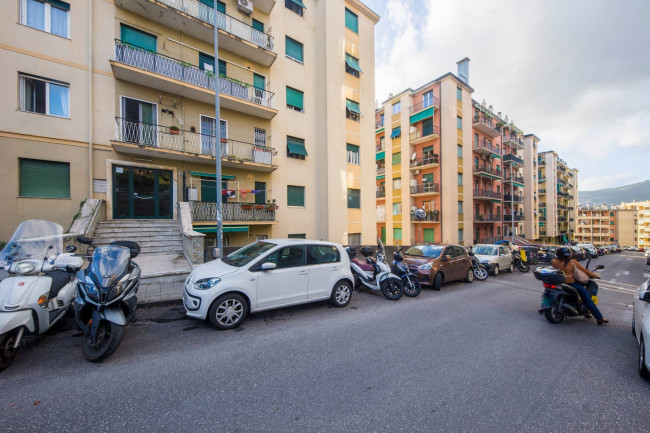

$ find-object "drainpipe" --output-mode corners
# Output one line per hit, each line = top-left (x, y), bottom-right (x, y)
(438, 87), (443, 243)
(87, 0), (94, 199)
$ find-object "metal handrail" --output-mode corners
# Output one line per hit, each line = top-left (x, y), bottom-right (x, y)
(503, 153), (524, 165)
(409, 125), (440, 141)
(410, 183), (440, 194)
(503, 194), (524, 202)
(473, 139), (501, 155)
(473, 164), (502, 177)
(410, 212), (440, 222)
(474, 189), (502, 200)
(410, 155), (439, 167)
(409, 96), (440, 114)
(474, 214), (502, 222)
(191, 201), (276, 222)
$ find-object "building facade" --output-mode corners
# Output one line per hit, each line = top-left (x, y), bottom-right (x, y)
(537, 151), (578, 244)
(0, 0), (379, 246)
(574, 206), (616, 245)
(617, 201), (650, 249)
(523, 134), (540, 240)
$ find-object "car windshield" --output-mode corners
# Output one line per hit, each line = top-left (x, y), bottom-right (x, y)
(90, 246), (131, 288)
(405, 245), (444, 258)
(222, 241), (277, 267)
(473, 245), (498, 256)
(0, 220), (64, 267)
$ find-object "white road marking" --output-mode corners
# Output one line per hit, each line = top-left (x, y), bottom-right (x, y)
(644, 273), (650, 278)
(600, 279), (639, 288)
(624, 271), (630, 275)
(615, 273), (621, 277)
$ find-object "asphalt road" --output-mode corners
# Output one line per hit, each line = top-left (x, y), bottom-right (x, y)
(2, 253), (650, 432)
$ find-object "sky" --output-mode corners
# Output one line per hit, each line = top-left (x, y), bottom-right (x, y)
(361, 0), (650, 191)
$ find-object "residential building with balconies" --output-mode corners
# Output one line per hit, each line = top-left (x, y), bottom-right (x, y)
(616, 200), (650, 249)
(523, 134), (540, 240)
(574, 206), (616, 245)
(537, 151), (578, 244)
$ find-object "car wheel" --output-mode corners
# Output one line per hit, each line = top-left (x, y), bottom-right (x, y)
(330, 281), (352, 307)
(208, 293), (248, 330)
(639, 337), (650, 380)
(507, 262), (514, 273)
(464, 268), (474, 283)
(492, 265), (499, 277)
(432, 272), (442, 291)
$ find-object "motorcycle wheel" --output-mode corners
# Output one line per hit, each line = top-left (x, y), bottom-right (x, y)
(517, 262), (530, 273)
(544, 300), (565, 324)
(403, 278), (421, 297)
(474, 267), (489, 281)
(82, 321), (124, 362)
(0, 331), (20, 371)
(380, 279), (403, 301)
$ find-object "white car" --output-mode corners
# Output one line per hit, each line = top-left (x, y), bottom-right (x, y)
(472, 244), (513, 276)
(645, 249), (650, 265)
(633, 278), (650, 379)
(183, 239), (354, 329)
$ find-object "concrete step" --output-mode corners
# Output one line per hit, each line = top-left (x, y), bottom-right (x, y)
(93, 234), (182, 242)
(96, 222), (180, 229)
(138, 272), (188, 304)
(94, 226), (180, 233)
(96, 241), (182, 249)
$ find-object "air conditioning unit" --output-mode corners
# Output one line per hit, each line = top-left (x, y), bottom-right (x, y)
(413, 169), (420, 174)
(238, 0), (253, 15)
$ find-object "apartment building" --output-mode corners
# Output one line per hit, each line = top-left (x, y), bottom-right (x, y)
(617, 201), (650, 249)
(574, 206), (616, 245)
(537, 151), (578, 244)
(523, 134), (540, 240)
(0, 0), (379, 247)
(375, 61), (474, 246)
(614, 208), (638, 247)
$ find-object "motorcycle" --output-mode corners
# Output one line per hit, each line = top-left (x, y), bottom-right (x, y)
(535, 259), (605, 324)
(391, 247), (422, 297)
(467, 251), (489, 281)
(512, 250), (530, 273)
(0, 220), (83, 370)
(74, 237), (141, 362)
(538, 248), (557, 263)
(346, 239), (403, 300)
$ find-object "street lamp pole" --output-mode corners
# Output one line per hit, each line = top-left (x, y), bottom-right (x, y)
(214, 6), (223, 256)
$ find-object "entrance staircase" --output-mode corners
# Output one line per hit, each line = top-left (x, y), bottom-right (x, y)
(92, 220), (192, 303)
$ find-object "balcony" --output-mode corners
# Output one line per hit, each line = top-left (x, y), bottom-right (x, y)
(410, 183), (441, 196)
(472, 115), (500, 138)
(474, 189), (502, 200)
(112, 117), (277, 172)
(112, 40), (277, 119)
(504, 214), (524, 222)
(504, 175), (525, 185)
(376, 167), (385, 176)
(473, 164), (502, 179)
(409, 98), (440, 114)
(376, 118), (385, 130)
(114, 0), (277, 67)
(410, 212), (440, 223)
(540, 203), (547, 207)
(376, 189), (386, 198)
(409, 124), (440, 144)
(473, 139), (501, 156)
(474, 214), (501, 223)
(540, 216), (547, 222)
(503, 194), (524, 203)
(557, 191), (569, 198)
(409, 154), (440, 170)
(558, 217), (568, 223)
(502, 136), (524, 148)
(558, 204), (568, 210)
(503, 153), (524, 165)
(539, 189), (546, 194)
(191, 201), (277, 223)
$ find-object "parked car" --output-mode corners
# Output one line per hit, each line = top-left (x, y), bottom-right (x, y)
(183, 240), (354, 330)
(402, 244), (474, 290)
(577, 243), (598, 259)
(570, 245), (587, 261)
(633, 278), (650, 379)
(645, 249), (650, 265)
(472, 244), (513, 275)
(520, 246), (541, 264)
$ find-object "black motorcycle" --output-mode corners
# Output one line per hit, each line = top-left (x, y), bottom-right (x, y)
(74, 237), (141, 362)
(538, 248), (557, 263)
(467, 251), (489, 281)
(512, 250), (530, 272)
(391, 248), (421, 297)
(535, 260), (604, 324)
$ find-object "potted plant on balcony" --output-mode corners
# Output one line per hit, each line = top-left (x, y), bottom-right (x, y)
(254, 205), (265, 210)
(241, 204), (253, 211)
(265, 199), (277, 211)
(169, 125), (180, 136)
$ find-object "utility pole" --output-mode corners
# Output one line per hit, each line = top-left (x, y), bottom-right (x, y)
(214, 6), (223, 256)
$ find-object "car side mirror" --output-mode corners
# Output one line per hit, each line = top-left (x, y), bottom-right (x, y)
(640, 292), (650, 303)
(77, 236), (93, 245)
(595, 265), (604, 270)
(65, 245), (77, 253)
(260, 262), (277, 271)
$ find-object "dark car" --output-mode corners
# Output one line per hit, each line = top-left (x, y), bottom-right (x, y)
(570, 245), (586, 261)
(520, 246), (541, 264)
(402, 244), (474, 291)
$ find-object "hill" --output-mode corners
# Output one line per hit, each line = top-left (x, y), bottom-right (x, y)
(579, 180), (650, 206)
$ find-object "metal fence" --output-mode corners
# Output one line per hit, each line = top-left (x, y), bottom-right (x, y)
(191, 201), (276, 222)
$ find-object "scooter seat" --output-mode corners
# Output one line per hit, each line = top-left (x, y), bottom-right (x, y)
(46, 271), (73, 298)
(351, 258), (373, 272)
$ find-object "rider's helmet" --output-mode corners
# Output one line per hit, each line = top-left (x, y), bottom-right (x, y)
(556, 247), (572, 259)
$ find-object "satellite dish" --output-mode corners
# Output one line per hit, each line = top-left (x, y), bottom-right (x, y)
(414, 208), (426, 221)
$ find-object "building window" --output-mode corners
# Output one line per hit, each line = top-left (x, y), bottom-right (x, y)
(457, 173), (463, 186)
(287, 136), (308, 160)
(458, 201), (464, 214)
(392, 152), (401, 166)
(252, 18), (264, 32)
(457, 115), (463, 130)
(254, 128), (266, 147)
(287, 185), (305, 207)
(347, 189), (360, 209)
(393, 228), (402, 240)
(456, 87), (462, 101)
(345, 8), (358, 33)
(19, 158), (70, 198)
(285, 0), (304, 16)
(19, 74), (70, 118)
(458, 229), (464, 242)
(21, 0), (70, 38)
(457, 144), (463, 158)
(285, 36), (303, 63)
(346, 144), (360, 165)
(423, 91), (433, 109)
(345, 53), (362, 77)
(392, 101), (401, 115)
(288, 233), (306, 239)
(286, 87), (304, 112)
(392, 203), (402, 215)
(348, 233), (361, 245)
(392, 178), (401, 190)
(346, 99), (361, 122)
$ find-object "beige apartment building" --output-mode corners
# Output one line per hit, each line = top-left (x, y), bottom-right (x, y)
(574, 206), (616, 245)
(0, 0), (379, 247)
(614, 208), (638, 247)
(617, 201), (650, 249)
(537, 151), (578, 244)
(522, 134), (540, 240)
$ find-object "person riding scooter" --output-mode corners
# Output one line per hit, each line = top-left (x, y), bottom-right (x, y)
(551, 247), (608, 325)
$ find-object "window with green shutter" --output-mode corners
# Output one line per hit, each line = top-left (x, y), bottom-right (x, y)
(288, 233), (306, 239)
(285, 37), (304, 62)
(422, 173), (434, 184)
(381, 227), (386, 244)
(287, 185), (305, 206)
(345, 8), (358, 33)
(252, 19), (264, 32)
(422, 117), (433, 136)
(424, 228), (435, 243)
(393, 228), (402, 241)
(253, 73), (265, 90)
(218, 1), (226, 13)
(198, 53), (225, 77)
(120, 24), (156, 52)
(285, 0), (305, 16)
(457, 115), (463, 130)
(347, 189), (360, 209)
(286, 87), (304, 111)
(19, 158), (70, 198)
(457, 87), (462, 101)
(347, 144), (359, 165)
(287, 136), (308, 159)
(392, 152), (401, 165)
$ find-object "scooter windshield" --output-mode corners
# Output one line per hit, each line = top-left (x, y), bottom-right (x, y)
(90, 246), (131, 288)
(0, 220), (64, 267)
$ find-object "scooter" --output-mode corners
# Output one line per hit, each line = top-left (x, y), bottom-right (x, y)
(74, 237), (141, 362)
(535, 260), (604, 324)
(0, 220), (83, 370)
(468, 251), (489, 281)
(512, 250), (530, 272)
(346, 240), (403, 300)
(391, 247), (422, 297)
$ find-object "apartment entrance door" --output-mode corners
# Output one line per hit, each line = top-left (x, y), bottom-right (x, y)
(113, 165), (173, 219)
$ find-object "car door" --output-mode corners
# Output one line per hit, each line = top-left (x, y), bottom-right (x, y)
(498, 246), (511, 270)
(453, 246), (470, 279)
(254, 244), (308, 309)
(439, 246), (456, 280)
(306, 244), (342, 300)
(446, 246), (463, 281)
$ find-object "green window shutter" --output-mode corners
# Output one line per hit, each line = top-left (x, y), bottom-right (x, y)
(252, 19), (264, 32)
(199, 0), (214, 7)
(392, 152), (401, 165)
(347, 189), (360, 209)
(287, 136), (308, 156)
(423, 228), (435, 243)
(390, 126), (401, 139)
(346, 144), (359, 152)
(474, 133), (478, 146)
(288, 185), (305, 207)
(286, 87), (304, 110)
(19, 159), (70, 198)
(219, 60), (226, 77)
(285, 37), (303, 62)
(288, 0), (306, 8)
(422, 173), (434, 183)
(254, 73), (265, 90)
(376, 151), (385, 161)
(199, 52), (215, 72)
(217, 1), (226, 13)
(345, 99), (361, 115)
(423, 145), (433, 153)
(409, 107), (434, 124)
(345, 8), (358, 33)
(345, 54), (363, 73)
(120, 24), (156, 52)
(288, 233), (306, 239)
(381, 227), (386, 244)
(422, 117), (434, 136)
(200, 177), (217, 203)
(393, 228), (402, 241)
(45, 1), (70, 11)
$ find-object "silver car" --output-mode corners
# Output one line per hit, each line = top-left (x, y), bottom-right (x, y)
(472, 244), (513, 276)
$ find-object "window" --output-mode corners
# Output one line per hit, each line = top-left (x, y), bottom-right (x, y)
(21, 0), (70, 38)
(345, 53), (362, 77)
(392, 177), (401, 190)
(288, 234), (306, 239)
(422, 117), (434, 136)
(393, 228), (402, 241)
(392, 101), (401, 115)
(307, 245), (341, 264)
(458, 229), (464, 242)
(474, 133), (479, 146)
(392, 203), (402, 215)
(217, 1), (226, 13)
(456, 87), (462, 101)
(346, 99), (361, 122)
(252, 19), (264, 32)
(457, 173), (463, 186)
(347, 189), (360, 209)
(457, 115), (463, 130)
(285, 0), (304, 16)
(20, 74), (70, 118)
(422, 173), (434, 184)
(392, 152), (401, 165)
(347, 234), (361, 246)
(286, 87), (304, 112)
(423, 91), (433, 109)
(285, 37), (303, 62)
(423, 228), (435, 243)
(19, 158), (70, 198)
(120, 24), (157, 52)
(346, 144), (359, 165)
(457, 144), (463, 158)
(199, 53), (226, 77)
(287, 136), (308, 160)
(458, 201), (464, 214)
(287, 185), (305, 207)
(265, 245), (306, 269)
(254, 128), (267, 147)
(345, 8), (358, 33)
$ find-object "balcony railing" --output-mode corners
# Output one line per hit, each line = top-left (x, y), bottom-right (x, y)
(540, 203), (547, 207)
(376, 119), (385, 129)
(477, 236), (503, 244)
(558, 204), (568, 210)
(558, 217), (568, 222)
(410, 154), (440, 167)
(474, 189), (502, 200)
(410, 183), (440, 194)
(473, 115), (497, 129)
(114, 40), (275, 109)
(191, 201), (277, 222)
(473, 164), (502, 177)
(502, 136), (524, 147)
(376, 189), (386, 198)
(376, 167), (385, 175)
(503, 194), (524, 203)
(114, 117), (274, 165)
(540, 216), (547, 222)
(557, 191), (569, 198)
(474, 214), (501, 222)
(504, 214), (524, 222)
(409, 125), (440, 141)
(409, 97), (440, 114)
(410, 212), (440, 222)
(473, 139), (501, 155)
(504, 175), (525, 184)
(503, 153), (524, 165)
(156, 0), (274, 51)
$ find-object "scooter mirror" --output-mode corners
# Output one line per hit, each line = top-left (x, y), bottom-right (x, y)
(65, 245), (77, 253)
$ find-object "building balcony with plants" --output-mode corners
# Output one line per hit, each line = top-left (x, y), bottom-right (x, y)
(190, 200), (278, 224)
